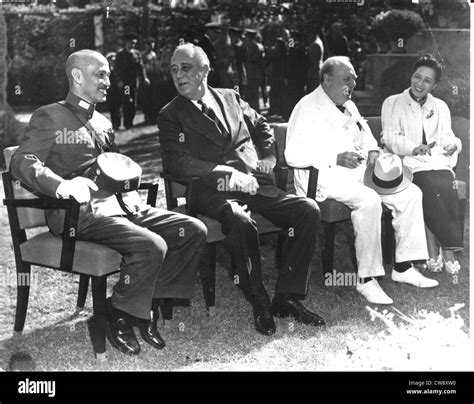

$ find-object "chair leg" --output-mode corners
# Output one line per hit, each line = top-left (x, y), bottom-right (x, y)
(275, 233), (284, 270)
(382, 212), (394, 265)
(199, 244), (211, 313)
(202, 243), (216, 317)
(14, 263), (31, 333)
(88, 276), (107, 359)
(459, 197), (466, 245)
(76, 275), (90, 312)
(322, 222), (336, 280)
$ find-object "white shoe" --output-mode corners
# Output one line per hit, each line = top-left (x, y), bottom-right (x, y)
(356, 279), (393, 304)
(392, 265), (439, 288)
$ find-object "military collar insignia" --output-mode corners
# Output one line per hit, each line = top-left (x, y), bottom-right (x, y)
(66, 92), (96, 119)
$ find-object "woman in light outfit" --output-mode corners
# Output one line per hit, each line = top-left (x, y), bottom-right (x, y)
(381, 55), (463, 274)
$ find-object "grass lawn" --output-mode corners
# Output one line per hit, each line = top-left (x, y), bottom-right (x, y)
(0, 121), (470, 371)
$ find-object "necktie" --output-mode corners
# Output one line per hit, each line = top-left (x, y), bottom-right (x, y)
(337, 104), (363, 131)
(198, 100), (228, 136)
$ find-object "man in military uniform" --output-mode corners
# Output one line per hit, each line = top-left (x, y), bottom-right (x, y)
(10, 49), (207, 356)
(244, 29), (265, 112)
(114, 34), (150, 129)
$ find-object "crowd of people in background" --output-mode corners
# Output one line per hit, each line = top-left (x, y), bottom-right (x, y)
(105, 18), (365, 129)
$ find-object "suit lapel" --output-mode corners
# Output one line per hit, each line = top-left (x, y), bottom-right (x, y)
(210, 88), (243, 154)
(178, 95), (228, 149)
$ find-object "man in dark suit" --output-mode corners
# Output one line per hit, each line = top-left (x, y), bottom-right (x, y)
(157, 43), (324, 336)
(10, 49), (207, 356)
(114, 33), (150, 129)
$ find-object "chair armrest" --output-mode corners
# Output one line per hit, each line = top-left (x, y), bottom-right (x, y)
(285, 165), (320, 200)
(160, 172), (200, 185)
(159, 172), (201, 215)
(273, 165), (289, 192)
(3, 195), (75, 210)
(138, 182), (159, 207)
(3, 194), (80, 273)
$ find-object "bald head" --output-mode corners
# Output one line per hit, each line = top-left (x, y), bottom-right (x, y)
(66, 50), (108, 86)
(320, 56), (357, 105)
(319, 56), (352, 84)
(65, 49), (110, 103)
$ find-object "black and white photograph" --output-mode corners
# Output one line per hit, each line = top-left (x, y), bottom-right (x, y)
(0, 0), (471, 399)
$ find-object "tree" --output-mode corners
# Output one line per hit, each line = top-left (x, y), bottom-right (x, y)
(0, 9), (25, 168)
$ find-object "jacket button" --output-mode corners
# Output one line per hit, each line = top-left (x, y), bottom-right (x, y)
(239, 146), (245, 152)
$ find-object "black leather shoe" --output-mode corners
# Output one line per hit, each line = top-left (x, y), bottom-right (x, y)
(251, 289), (276, 336)
(132, 310), (166, 350)
(271, 295), (325, 326)
(106, 300), (140, 355)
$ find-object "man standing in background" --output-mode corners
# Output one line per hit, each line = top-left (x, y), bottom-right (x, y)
(115, 33), (150, 129)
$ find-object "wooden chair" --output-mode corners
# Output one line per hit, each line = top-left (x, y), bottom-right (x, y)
(161, 168), (285, 317)
(2, 146), (159, 360)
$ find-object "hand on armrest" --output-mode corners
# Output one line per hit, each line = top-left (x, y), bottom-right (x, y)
(56, 177), (98, 203)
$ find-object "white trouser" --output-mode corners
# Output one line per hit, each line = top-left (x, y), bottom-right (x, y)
(325, 176), (428, 278)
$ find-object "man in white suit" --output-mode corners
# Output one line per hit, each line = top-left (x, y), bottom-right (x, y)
(285, 56), (438, 305)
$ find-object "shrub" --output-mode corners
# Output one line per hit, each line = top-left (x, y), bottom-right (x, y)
(433, 69), (470, 119)
(372, 9), (425, 42)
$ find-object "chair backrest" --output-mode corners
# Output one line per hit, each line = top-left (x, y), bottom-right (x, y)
(3, 146), (47, 229)
(272, 123), (288, 167)
(451, 116), (469, 184)
(365, 116), (383, 147)
(272, 118), (383, 156)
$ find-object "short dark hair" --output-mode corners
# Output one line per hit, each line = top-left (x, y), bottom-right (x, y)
(413, 54), (443, 83)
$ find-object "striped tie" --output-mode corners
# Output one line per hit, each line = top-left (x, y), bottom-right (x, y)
(198, 100), (228, 136)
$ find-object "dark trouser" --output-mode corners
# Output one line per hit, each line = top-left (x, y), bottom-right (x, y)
(413, 169), (463, 250)
(77, 208), (207, 319)
(140, 80), (159, 124)
(269, 78), (286, 116)
(121, 85), (138, 128)
(246, 79), (261, 112)
(199, 188), (320, 298)
(107, 99), (121, 129)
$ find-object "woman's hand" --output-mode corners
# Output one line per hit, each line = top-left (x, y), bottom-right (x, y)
(443, 143), (457, 156)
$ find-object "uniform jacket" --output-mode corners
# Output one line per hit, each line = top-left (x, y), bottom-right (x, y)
(10, 92), (142, 235)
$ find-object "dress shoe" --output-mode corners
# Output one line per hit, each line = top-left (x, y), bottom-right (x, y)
(270, 295), (325, 326)
(392, 265), (439, 288)
(356, 279), (393, 305)
(251, 288), (276, 336)
(106, 299), (140, 355)
(132, 310), (166, 350)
